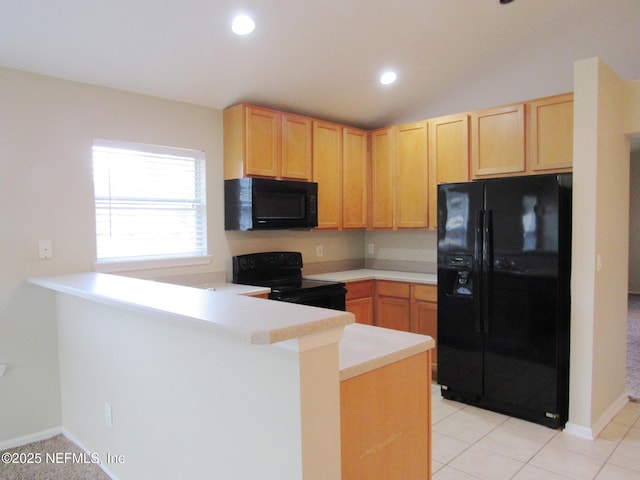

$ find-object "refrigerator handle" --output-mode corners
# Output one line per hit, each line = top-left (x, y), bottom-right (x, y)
(474, 210), (484, 333)
(482, 210), (493, 334)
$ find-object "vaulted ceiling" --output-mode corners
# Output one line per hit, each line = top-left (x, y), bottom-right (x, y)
(1, 0), (639, 130)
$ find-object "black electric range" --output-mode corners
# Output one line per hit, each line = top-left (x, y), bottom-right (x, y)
(232, 252), (347, 311)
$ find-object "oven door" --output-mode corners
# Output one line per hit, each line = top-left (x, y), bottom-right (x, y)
(270, 287), (347, 311)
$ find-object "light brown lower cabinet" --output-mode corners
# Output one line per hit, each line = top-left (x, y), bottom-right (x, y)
(411, 284), (438, 373)
(375, 281), (411, 331)
(372, 281), (438, 372)
(345, 280), (374, 325)
(340, 351), (432, 480)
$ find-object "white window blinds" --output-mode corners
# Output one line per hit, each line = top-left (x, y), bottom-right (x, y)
(92, 140), (207, 263)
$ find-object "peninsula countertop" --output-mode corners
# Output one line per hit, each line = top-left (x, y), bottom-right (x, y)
(339, 323), (434, 380)
(28, 272), (354, 345)
(29, 272), (434, 380)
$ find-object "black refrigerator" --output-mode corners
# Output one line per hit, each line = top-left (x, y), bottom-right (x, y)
(437, 174), (572, 429)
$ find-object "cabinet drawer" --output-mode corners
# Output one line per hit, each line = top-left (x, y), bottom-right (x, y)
(376, 281), (410, 298)
(412, 284), (437, 303)
(345, 280), (374, 300)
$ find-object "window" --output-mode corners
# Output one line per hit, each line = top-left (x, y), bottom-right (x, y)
(92, 140), (208, 268)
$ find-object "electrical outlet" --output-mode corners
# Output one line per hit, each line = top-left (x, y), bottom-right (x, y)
(367, 243), (375, 255)
(316, 245), (323, 258)
(38, 240), (53, 259)
(0, 365), (6, 377)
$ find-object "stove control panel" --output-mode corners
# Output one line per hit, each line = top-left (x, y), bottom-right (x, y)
(232, 252), (303, 284)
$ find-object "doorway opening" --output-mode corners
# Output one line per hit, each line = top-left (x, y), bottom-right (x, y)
(627, 145), (640, 401)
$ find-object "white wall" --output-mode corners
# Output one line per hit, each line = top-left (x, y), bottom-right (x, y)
(55, 294), (313, 479)
(629, 151), (640, 293)
(0, 66), (362, 444)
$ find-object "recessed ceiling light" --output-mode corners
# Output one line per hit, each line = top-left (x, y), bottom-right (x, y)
(232, 14), (255, 35)
(380, 71), (397, 85)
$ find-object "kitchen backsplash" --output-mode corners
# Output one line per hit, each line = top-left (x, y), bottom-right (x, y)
(364, 258), (437, 274)
(302, 258), (365, 275)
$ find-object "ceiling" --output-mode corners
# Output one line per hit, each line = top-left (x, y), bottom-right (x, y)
(1, 0), (639, 131)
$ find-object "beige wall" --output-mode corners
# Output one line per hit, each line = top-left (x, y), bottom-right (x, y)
(364, 230), (437, 273)
(568, 58), (634, 438)
(0, 67), (362, 444)
(0, 67), (220, 443)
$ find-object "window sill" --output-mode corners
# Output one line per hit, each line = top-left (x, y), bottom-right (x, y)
(94, 255), (213, 273)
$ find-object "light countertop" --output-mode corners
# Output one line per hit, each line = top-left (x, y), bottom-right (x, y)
(191, 282), (270, 296)
(339, 323), (434, 381)
(305, 269), (437, 285)
(29, 271), (435, 379)
(28, 272), (353, 345)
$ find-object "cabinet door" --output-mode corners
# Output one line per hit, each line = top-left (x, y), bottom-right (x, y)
(370, 127), (394, 229)
(347, 297), (374, 325)
(343, 127), (369, 229)
(412, 300), (438, 371)
(281, 113), (313, 180)
(346, 280), (374, 325)
(471, 104), (525, 178)
(340, 352), (430, 480)
(313, 121), (343, 229)
(396, 121), (428, 228)
(246, 105), (281, 177)
(528, 93), (573, 173)
(428, 114), (470, 229)
(346, 280), (374, 300)
(376, 296), (410, 331)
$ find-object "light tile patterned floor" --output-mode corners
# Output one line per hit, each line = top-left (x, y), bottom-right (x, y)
(431, 384), (640, 480)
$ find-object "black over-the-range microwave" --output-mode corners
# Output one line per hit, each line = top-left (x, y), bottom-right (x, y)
(224, 178), (318, 230)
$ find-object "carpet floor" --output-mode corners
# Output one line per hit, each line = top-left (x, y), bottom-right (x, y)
(628, 294), (640, 400)
(0, 435), (110, 480)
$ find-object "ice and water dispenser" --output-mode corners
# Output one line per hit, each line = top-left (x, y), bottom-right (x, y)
(444, 254), (474, 296)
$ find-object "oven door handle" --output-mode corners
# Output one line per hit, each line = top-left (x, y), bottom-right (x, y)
(276, 295), (305, 304)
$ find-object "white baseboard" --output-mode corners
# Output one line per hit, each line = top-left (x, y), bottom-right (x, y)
(0, 426), (62, 451)
(62, 428), (119, 480)
(565, 392), (630, 439)
(564, 422), (596, 439)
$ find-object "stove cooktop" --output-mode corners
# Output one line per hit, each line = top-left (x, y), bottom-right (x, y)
(269, 278), (344, 293)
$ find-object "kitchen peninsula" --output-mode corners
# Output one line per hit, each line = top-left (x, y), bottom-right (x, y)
(29, 272), (434, 480)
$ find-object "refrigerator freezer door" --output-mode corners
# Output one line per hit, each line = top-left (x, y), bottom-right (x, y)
(437, 181), (484, 398)
(483, 175), (564, 422)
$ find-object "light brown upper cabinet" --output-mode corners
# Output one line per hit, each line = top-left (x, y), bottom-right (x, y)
(370, 127), (394, 229)
(527, 93), (573, 173)
(342, 127), (369, 229)
(471, 103), (526, 179)
(281, 113), (313, 180)
(313, 120), (343, 229)
(223, 104), (312, 180)
(395, 121), (429, 228)
(428, 113), (470, 229)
